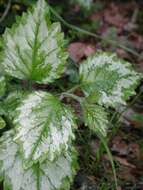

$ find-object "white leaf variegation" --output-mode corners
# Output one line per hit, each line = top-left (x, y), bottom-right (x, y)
(0, 131), (77, 190)
(82, 102), (109, 136)
(79, 52), (141, 108)
(2, 0), (68, 84)
(14, 91), (76, 167)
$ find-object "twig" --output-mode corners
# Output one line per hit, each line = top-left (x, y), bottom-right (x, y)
(0, 0), (11, 23)
(49, 5), (140, 57)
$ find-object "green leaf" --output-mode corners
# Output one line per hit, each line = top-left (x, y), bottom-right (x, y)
(0, 130), (78, 190)
(79, 52), (141, 108)
(0, 117), (6, 129)
(0, 76), (6, 98)
(82, 101), (109, 137)
(14, 91), (76, 168)
(2, 0), (68, 84)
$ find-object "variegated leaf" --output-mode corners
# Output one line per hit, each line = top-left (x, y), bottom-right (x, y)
(2, 0), (68, 84)
(82, 101), (109, 136)
(14, 91), (76, 167)
(0, 130), (77, 190)
(79, 52), (141, 108)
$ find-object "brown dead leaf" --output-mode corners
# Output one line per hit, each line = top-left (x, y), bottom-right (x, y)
(111, 136), (128, 156)
(111, 136), (141, 160)
(118, 166), (136, 182)
(128, 33), (143, 50)
(114, 156), (136, 168)
(128, 143), (140, 159)
(103, 3), (129, 29)
(90, 11), (103, 22)
(68, 42), (95, 62)
(116, 48), (130, 60)
(117, 186), (122, 190)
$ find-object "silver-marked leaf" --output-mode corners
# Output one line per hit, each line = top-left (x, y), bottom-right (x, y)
(0, 130), (78, 190)
(82, 101), (109, 137)
(14, 91), (76, 167)
(2, 0), (68, 84)
(79, 52), (141, 108)
(0, 76), (6, 98)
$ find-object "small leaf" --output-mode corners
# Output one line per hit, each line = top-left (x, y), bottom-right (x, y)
(14, 91), (76, 167)
(82, 101), (109, 136)
(0, 117), (6, 129)
(0, 76), (6, 98)
(79, 52), (141, 108)
(0, 130), (78, 190)
(2, 0), (68, 84)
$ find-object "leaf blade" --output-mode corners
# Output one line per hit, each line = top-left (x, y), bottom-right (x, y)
(0, 130), (78, 190)
(82, 101), (109, 137)
(14, 91), (76, 167)
(2, 0), (68, 84)
(79, 52), (141, 108)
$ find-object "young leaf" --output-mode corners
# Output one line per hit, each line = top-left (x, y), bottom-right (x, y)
(79, 52), (141, 108)
(82, 101), (109, 137)
(0, 76), (6, 98)
(2, 0), (68, 84)
(14, 91), (76, 167)
(0, 130), (78, 190)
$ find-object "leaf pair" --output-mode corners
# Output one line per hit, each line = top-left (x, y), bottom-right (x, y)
(0, 0), (78, 189)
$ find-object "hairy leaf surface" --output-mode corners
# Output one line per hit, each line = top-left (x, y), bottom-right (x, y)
(79, 52), (141, 108)
(2, 0), (67, 84)
(82, 102), (109, 136)
(14, 91), (76, 167)
(0, 131), (77, 190)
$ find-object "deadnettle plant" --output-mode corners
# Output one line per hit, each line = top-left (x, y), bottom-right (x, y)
(0, 0), (141, 190)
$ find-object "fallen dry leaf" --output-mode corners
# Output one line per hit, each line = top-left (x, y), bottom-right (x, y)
(128, 33), (143, 50)
(111, 136), (129, 156)
(103, 3), (129, 29)
(68, 42), (95, 62)
(114, 156), (136, 168)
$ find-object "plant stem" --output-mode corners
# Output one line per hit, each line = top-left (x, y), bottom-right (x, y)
(49, 5), (140, 57)
(98, 135), (118, 190)
(0, 0), (11, 23)
(66, 84), (81, 93)
(60, 92), (82, 103)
